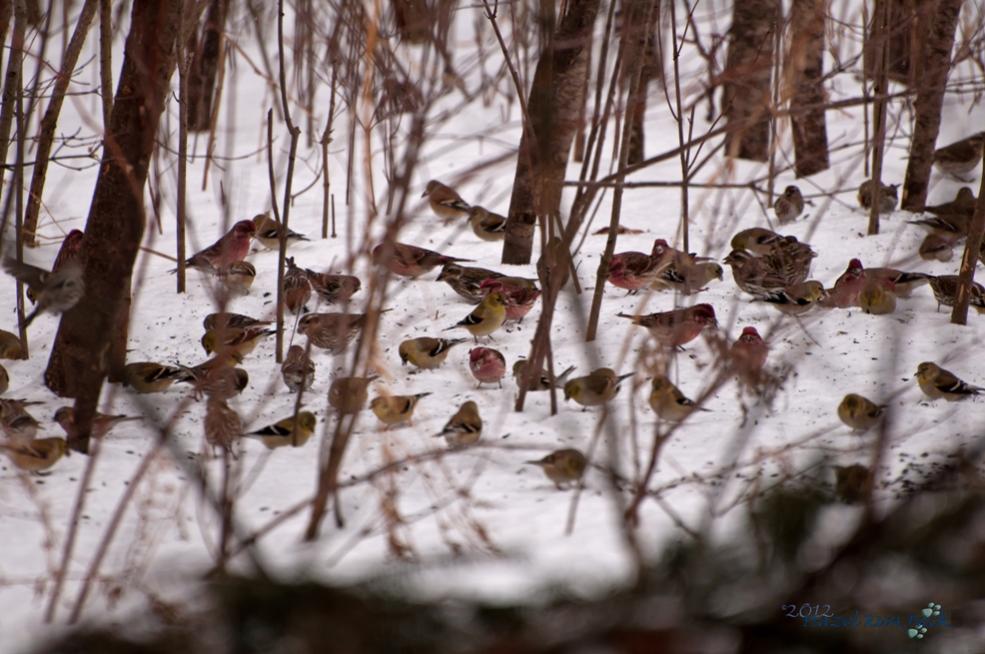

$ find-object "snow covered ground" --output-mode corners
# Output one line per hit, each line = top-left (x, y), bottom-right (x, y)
(2, 2), (984, 651)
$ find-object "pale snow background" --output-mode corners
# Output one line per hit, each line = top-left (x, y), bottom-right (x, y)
(1, 1), (984, 651)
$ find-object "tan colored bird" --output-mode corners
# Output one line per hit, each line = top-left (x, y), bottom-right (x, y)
(304, 269), (361, 305)
(526, 448), (587, 489)
(919, 234), (955, 262)
(435, 400), (482, 448)
(282, 345), (316, 392)
(180, 366), (249, 401)
(2, 438), (68, 473)
(512, 360), (576, 392)
(203, 312), (271, 331)
(858, 281), (897, 315)
(422, 179), (471, 220)
(329, 376), (378, 415)
(0, 401), (40, 445)
(724, 249), (812, 298)
(437, 263), (504, 304)
(53, 407), (140, 441)
(774, 185), (805, 223)
(201, 325), (276, 358)
(298, 312), (369, 353)
(0, 330), (25, 360)
(0, 364), (7, 395)
(617, 304), (717, 349)
(649, 375), (708, 422)
(122, 362), (186, 393)
(445, 291), (508, 342)
(730, 227), (785, 255)
(933, 132), (985, 180)
(244, 411), (316, 449)
(252, 213), (311, 249)
(372, 242), (472, 278)
(215, 260), (256, 296)
(915, 362), (984, 401)
(204, 397), (241, 458)
(857, 179), (898, 213)
(758, 281), (828, 316)
(399, 337), (468, 370)
(837, 394), (886, 432)
(370, 392), (431, 428)
(563, 368), (633, 407)
(283, 257), (313, 314)
(467, 206), (507, 241)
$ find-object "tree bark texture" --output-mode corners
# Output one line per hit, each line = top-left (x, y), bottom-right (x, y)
(900, 0), (962, 211)
(392, 0), (430, 43)
(864, 0), (933, 85)
(501, 0), (600, 265)
(621, 0), (661, 166)
(787, 0), (829, 177)
(949, 147), (985, 326)
(186, 0), (228, 131)
(45, 0), (184, 447)
(721, 0), (779, 162)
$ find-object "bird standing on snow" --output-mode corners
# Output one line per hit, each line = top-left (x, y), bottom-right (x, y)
(370, 392), (431, 428)
(372, 242), (472, 278)
(617, 304), (717, 349)
(281, 345), (315, 392)
(181, 220), (256, 272)
(563, 368), (633, 407)
(467, 206), (507, 241)
(445, 292), (507, 342)
(252, 213), (310, 250)
(526, 448), (587, 489)
(435, 401), (482, 447)
(422, 180), (471, 220)
(915, 362), (984, 401)
(837, 394), (885, 432)
(399, 337), (468, 370)
(649, 375), (708, 422)
(774, 185), (805, 224)
(469, 347), (507, 388)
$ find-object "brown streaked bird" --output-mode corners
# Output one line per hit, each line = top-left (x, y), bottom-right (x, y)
(724, 248), (813, 298)
(469, 347), (507, 388)
(283, 257), (313, 314)
(304, 269), (361, 305)
(857, 179), (898, 213)
(281, 345), (315, 392)
(435, 400), (482, 448)
(437, 263), (504, 304)
(53, 407), (140, 441)
(252, 213), (311, 250)
(0, 330), (25, 360)
(927, 275), (985, 312)
(526, 448), (587, 489)
(422, 179), (471, 220)
(203, 312), (271, 332)
(837, 394), (886, 432)
(204, 397), (241, 458)
(370, 392), (431, 428)
(774, 185), (805, 224)
(329, 375), (378, 415)
(121, 362), (187, 394)
(201, 325), (276, 358)
(398, 337), (468, 370)
(563, 367), (633, 407)
(933, 132), (985, 180)
(372, 242), (472, 278)
(536, 236), (572, 291)
(617, 304), (717, 349)
(467, 206), (507, 241)
(28, 230), (84, 305)
(179, 366), (249, 401)
(2, 438), (68, 474)
(513, 360), (576, 392)
(3, 258), (84, 327)
(915, 362), (984, 401)
(215, 260), (256, 296)
(298, 312), (370, 353)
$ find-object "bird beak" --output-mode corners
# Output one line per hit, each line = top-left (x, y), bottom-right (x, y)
(420, 190), (428, 198)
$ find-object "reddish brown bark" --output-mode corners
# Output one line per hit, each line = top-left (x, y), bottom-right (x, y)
(186, 0), (228, 131)
(787, 0), (829, 177)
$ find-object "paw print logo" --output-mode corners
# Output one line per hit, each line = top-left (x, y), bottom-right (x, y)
(921, 602), (942, 618)
(908, 625), (928, 640)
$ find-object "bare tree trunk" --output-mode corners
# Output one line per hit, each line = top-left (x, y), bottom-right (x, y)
(186, 0), (228, 131)
(868, 0), (890, 236)
(44, 0), (185, 452)
(621, 0), (661, 166)
(900, 0), (962, 211)
(950, 148), (985, 325)
(0, 0), (26, 206)
(864, 0), (931, 84)
(501, 0), (601, 265)
(721, 0), (779, 162)
(392, 0), (429, 43)
(787, 0), (829, 177)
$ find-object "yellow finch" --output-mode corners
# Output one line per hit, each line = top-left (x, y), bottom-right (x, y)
(915, 362), (984, 401)
(329, 375), (378, 415)
(122, 362), (186, 393)
(282, 345), (316, 392)
(445, 291), (507, 342)
(304, 269), (361, 305)
(215, 261), (256, 296)
(512, 360), (576, 392)
(837, 394), (886, 432)
(298, 312), (369, 353)
(2, 438), (68, 473)
(757, 281), (827, 316)
(467, 206), (507, 241)
(245, 411), (316, 449)
(252, 213), (310, 249)
(563, 368), (633, 407)
(526, 448), (587, 489)
(203, 312), (271, 331)
(649, 375), (709, 422)
(201, 325), (276, 357)
(858, 281), (897, 315)
(435, 400), (482, 447)
(370, 392), (430, 428)
(399, 337), (467, 370)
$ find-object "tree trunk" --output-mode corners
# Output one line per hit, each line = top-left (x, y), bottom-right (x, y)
(501, 0), (600, 265)
(900, 0), (962, 211)
(864, 0), (932, 85)
(392, 0), (430, 43)
(787, 0), (829, 177)
(621, 0), (661, 166)
(721, 0), (779, 162)
(186, 0), (228, 131)
(950, 147), (985, 325)
(44, 0), (185, 451)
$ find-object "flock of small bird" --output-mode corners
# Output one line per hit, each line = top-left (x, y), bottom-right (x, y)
(1, 128), (983, 492)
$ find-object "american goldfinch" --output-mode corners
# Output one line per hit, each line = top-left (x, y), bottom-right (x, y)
(478, 277), (541, 322)
(3, 258), (84, 327)
(244, 411), (316, 449)
(822, 258), (865, 308)
(2, 438), (68, 473)
(437, 263), (504, 303)
(915, 362), (984, 401)
(328, 375), (378, 415)
(1, 404), (40, 445)
(215, 260), (256, 296)
(297, 312), (369, 353)
(563, 367), (633, 407)
(304, 269), (361, 305)
(933, 132), (985, 180)
(181, 219), (255, 271)
(526, 448), (587, 489)
(469, 347), (507, 388)
(0, 364), (7, 394)
(371, 242), (471, 278)
(467, 206), (507, 241)
(617, 304), (717, 349)
(435, 400), (482, 447)
(422, 179), (471, 220)
(513, 360), (576, 391)
(858, 281), (897, 315)
(203, 312), (271, 331)
(758, 281), (827, 315)
(204, 397), (241, 457)
(370, 392), (431, 427)
(837, 394), (886, 432)
(53, 407), (140, 440)
(179, 365), (249, 401)
(201, 325), (276, 357)
(398, 337), (467, 370)
(0, 330), (25, 359)
(730, 326), (768, 381)
(283, 257), (312, 314)
(834, 464), (871, 504)
(730, 227), (784, 255)
(27, 230), (84, 305)
(857, 179), (898, 213)
(927, 275), (985, 312)
(281, 345), (315, 392)
(122, 361), (186, 393)
(649, 375), (709, 422)
(252, 213), (310, 250)
(863, 267), (929, 298)
(774, 185), (805, 223)
(445, 291), (507, 342)
(919, 234), (955, 262)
